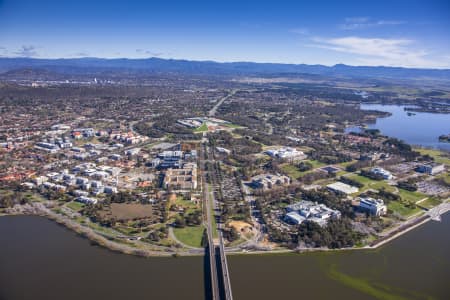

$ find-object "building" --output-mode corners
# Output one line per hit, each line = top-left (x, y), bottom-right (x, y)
(327, 182), (358, 195)
(285, 200), (341, 226)
(104, 186), (118, 194)
(76, 196), (98, 205)
(177, 118), (203, 128)
(163, 164), (198, 190)
(250, 174), (290, 190)
(125, 148), (141, 156)
(265, 147), (306, 161)
(358, 197), (387, 216)
(370, 167), (393, 180)
(35, 142), (59, 153)
(216, 147), (231, 155)
(33, 175), (48, 186)
(416, 163), (445, 175)
(359, 152), (385, 162)
(284, 211), (306, 225)
(158, 151), (183, 169)
(109, 154), (122, 161)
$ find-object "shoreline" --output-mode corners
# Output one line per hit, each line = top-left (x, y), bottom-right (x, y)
(2, 202), (447, 257)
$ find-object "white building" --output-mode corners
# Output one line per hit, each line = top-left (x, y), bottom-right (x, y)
(285, 200), (341, 226)
(327, 182), (359, 195)
(284, 211), (306, 224)
(216, 147), (231, 155)
(370, 167), (393, 180)
(265, 147), (306, 161)
(76, 196), (98, 205)
(33, 175), (49, 186)
(358, 197), (387, 216)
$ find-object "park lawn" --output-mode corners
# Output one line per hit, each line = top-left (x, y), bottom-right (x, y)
(347, 174), (374, 188)
(308, 160), (326, 168)
(388, 201), (422, 218)
(398, 189), (427, 203)
(370, 181), (396, 193)
(174, 196), (198, 214)
(224, 123), (243, 129)
(336, 160), (356, 168)
(207, 184), (218, 238)
(281, 164), (306, 179)
(173, 225), (205, 248)
(193, 123), (208, 133)
(347, 174), (396, 192)
(436, 172), (450, 185)
(417, 197), (442, 209)
(414, 148), (450, 165)
(66, 201), (85, 212)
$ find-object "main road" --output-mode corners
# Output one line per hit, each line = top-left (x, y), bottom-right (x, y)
(208, 89), (237, 117)
(201, 143), (220, 300)
(201, 140), (234, 300)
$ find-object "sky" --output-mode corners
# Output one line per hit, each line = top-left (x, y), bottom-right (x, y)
(0, 0), (449, 68)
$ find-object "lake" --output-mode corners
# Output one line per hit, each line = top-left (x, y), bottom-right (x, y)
(346, 104), (450, 151)
(1, 214), (449, 300)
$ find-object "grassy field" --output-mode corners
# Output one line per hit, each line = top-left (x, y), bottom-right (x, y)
(173, 225), (205, 248)
(308, 160), (326, 168)
(224, 123), (243, 129)
(173, 195), (199, 214)
(208, 184), (218, 238)
(397, 189), (427, 203)
(415, 148), (450, 165)
(336, 160), (356, 168)
(370, 181), (397, 193)
(387, 201), (422, 218)
(347, 174), (396, 192)
(193, 123), (208, 133)
(436, 172), (450, 185)
(99, 203), (154, 221)
(417, 197), (442, 209)
(66, 201), (85, 212)
(280, 164), (309, 179)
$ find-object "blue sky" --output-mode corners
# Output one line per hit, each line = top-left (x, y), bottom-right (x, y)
(0, 0), (449, 68)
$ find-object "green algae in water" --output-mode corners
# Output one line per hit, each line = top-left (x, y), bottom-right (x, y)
(326, 263), (435, 300)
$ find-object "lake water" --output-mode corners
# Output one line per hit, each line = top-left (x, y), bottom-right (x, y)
(346, 104), (450, 151)
(1, 214), (449, 300)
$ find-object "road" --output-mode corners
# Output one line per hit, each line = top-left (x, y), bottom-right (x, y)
(201, 139), (234, 300)
(208, 90), (237, 117)
(201, 143), (220, 300)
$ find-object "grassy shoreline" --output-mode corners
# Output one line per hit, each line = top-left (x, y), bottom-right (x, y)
(1, 206), (445, 258)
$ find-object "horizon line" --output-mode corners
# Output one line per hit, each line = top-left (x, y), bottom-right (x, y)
(1, 56), (450, 71)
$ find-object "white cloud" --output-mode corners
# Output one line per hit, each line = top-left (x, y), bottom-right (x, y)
(339, 17), (405, 30)
(71, 52), (90, 57)
(310, 36), (449, 68)
(136, 49), (164, 57)
(14, 45), (39, 57)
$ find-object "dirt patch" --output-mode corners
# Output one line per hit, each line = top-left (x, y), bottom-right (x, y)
(228, 220), (252, 233)
(99, 203), (154, 221)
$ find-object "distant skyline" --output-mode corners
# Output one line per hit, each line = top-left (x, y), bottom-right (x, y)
(0, 0), (449, 68)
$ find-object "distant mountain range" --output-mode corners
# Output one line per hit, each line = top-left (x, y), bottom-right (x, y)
(0, 57), (449, 80)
